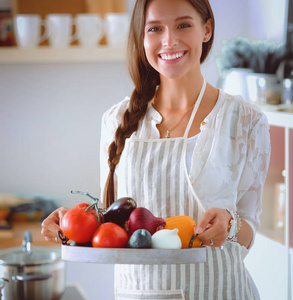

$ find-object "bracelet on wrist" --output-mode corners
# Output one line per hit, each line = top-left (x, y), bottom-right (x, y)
(226, 209), (241, 242)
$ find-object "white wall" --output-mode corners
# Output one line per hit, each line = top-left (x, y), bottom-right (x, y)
(0, 0), (287, 201)
(247, 0), (287, 43)
(0, 62), (133, 205)
(0, 62), (130, 300)
(0, 1), (288, 299)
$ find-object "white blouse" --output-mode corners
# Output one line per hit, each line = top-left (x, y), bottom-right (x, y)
(99, 90), (271, 247)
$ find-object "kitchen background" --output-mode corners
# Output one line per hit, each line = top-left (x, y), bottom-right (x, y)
(0, 0), (292, 299)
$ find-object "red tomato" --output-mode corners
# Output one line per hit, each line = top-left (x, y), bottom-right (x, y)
(92, 222), (129, 248)
(75, 202), (92, 210)
(74, 203), (93, 216)
(61, 206), (99, 243)
(74, 202), (103, 223)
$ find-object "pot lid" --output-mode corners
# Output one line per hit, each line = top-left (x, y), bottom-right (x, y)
(0, 231), (61, 266)
(0, 246), (61, 266)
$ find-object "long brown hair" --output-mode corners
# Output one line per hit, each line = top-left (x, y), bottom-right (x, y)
(103, 0), (215, 208)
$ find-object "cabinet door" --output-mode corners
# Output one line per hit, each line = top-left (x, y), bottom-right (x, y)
(260, 126), (286, 243)
(245, 233), (288, 300)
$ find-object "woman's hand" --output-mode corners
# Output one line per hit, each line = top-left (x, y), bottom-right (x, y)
(41, 207), (69, 243)
(195, 208), (231, 247)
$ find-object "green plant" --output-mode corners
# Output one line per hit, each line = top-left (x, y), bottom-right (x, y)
(216, 37), (286, 77)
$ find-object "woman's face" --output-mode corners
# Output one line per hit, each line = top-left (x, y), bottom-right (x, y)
(143, 0), (212, 80)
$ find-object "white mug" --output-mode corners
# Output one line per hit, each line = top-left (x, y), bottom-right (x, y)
(105, 13), (129, 47)
(46, 14), (78, 47)
(14, 14), (48, 48)
(75, 14), (103, 47)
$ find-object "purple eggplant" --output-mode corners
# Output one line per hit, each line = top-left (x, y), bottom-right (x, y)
(102, 197), (137, 228)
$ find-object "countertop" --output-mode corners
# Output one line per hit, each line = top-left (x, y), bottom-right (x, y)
(0, 221), (59, 249)
(62, 284), (88, 300)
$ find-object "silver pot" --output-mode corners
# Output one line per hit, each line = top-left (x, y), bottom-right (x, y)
(0, 231), (66, 300)
(0, 278), (7, 300)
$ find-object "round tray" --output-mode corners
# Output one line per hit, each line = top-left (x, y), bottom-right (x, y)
(61, 245), (206, 265)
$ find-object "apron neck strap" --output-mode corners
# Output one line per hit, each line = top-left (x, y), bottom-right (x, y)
(183, 78), (207, 138)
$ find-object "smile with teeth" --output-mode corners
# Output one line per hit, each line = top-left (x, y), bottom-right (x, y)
(159, 51), (186, 61)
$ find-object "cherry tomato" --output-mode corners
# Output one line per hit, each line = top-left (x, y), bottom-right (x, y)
(92, 222), (129, 248)
(61, 206), (99, 243)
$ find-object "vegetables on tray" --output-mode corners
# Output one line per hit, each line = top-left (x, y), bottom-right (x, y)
(128, 229), (152, 248)
(164, 215), (201, 248)
(126, 207), (166, 236)
(92, 222), (129, 248)
(103, 197), (137, 228)
(60, 191), (202, 249)
(152, 229), (182, 249)
(60, 203), (99, 244)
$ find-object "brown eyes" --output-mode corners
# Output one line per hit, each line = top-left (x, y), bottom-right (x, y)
(147, 23), (191, 33)
(178, 23), (191, 29)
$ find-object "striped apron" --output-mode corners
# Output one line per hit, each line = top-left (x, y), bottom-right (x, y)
(115, 79), (257, 299)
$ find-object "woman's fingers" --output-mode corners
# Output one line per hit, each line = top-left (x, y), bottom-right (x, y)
(199, 225), (228, 246)
(41, 207), (69, 242)
(41, 223), (61, 242)
(197, 208), (231, 247)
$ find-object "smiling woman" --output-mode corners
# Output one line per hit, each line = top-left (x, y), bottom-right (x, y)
(41, 0), (271, 299)
(143, 0), (213, 80)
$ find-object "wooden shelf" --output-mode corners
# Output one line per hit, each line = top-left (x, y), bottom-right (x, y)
(0, 46), (126, 64)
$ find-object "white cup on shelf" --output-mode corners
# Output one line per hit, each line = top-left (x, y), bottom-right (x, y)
(75, 14), (104, 47)
(105, 13), (129, 47)
(46, 14), (78, 47)
(13, 14), (49, 48)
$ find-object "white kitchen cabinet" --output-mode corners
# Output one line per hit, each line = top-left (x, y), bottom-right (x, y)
(260, 109), (292, 248)
(247, 108), (293, 300)
(245, 233), (289, 300)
